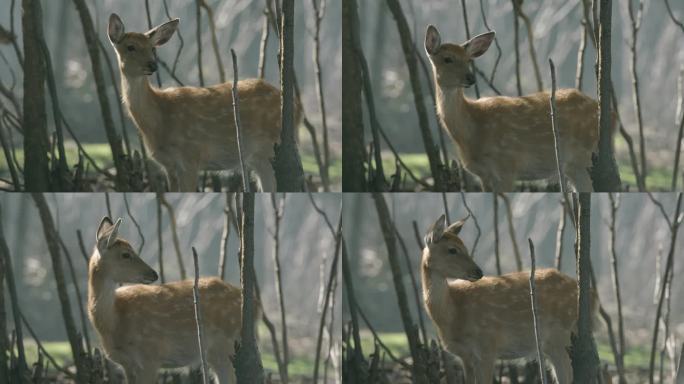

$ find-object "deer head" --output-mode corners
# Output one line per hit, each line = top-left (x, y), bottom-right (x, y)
(423, 214), (483, 281)
(94, 217), (158, 284)
(424, 25), (495, 90)
(107, 13), (179, 77)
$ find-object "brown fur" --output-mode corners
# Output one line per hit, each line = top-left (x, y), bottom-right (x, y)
(422, 215), (598, 383)
(109, 14), (290, 191)
(426, 26), (601, 191)
(88, 217), (244, 384)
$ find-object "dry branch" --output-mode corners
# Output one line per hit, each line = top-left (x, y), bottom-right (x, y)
(512, 0), (543, 92)
(527, 239), (548, 384)
(499, 193), (522, 271)
(548, 59), (566, 193)
(311, 0), (331, 191)
(159, 193), (186, 279)
(672, 65), (684, 191)
(627, 0), (647, 190)
(607, 193), (627, 383)
(270, 193), (289, 383)
(229, 49), (251, 193)
(191, 248), (209, 384)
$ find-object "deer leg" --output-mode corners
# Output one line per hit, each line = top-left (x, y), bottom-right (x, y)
(474, 355), (495, 384)
(547, 346), (572, 384)
(250, 158), (276, 192)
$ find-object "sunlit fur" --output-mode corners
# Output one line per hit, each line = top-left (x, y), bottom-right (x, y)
(88, 217), (244, 384)
(108, 14), (294, 191)
(422, 216), (598, 383)
(426, 25), (604, 192)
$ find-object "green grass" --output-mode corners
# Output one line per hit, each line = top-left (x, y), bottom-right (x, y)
(381, 151), (674, 191)
(360, 332), (654, 370)
(0, 142), (341, 188)
(20, 336), (319, 378)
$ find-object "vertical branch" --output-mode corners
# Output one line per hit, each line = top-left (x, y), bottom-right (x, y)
(22, 0), (50, 191)
(341, 240), (368, 382)
(499, 193), (522, 271)
(549, 59), (566, 193)
(198, 0), (225, 83)
(258, 9), (270, 79)
(460, 192), (480, 257)
(0, 201), (28, 381)
(156, 192), (165, 284)
(441, 192), (450, 224)
(273, 0), (305, 192)
(143, 0), (162, 87)
(234, 192), (265, 383)
(191, 248), (209, 384)
(0, 210), (7, 384)
(385, 0), (445, 191)
(527, 239), (548, 384)
(572, 193), (600, 381)
(554, 199), (567, 271)
(342, 0), (367, 191)
(31, 193), (89, 383)
(591, 0), (622, 191)
(648, 193), (683, 384)
(312, 203), (342, 384)
(627, 0), (646, 189)
(230, 49), (251, 193)
(123, 193), (145, 254)
(607, 193), (627, 383)
(576, 10), (588, 90)
(195, 0), (204, 86)
(672, 65), (684, 191)
(218, 193), (232, 280)
(159, 194), (186, 279)
(511, 0), (522, 96)
(57, 237), (91, 356)
(372, 192), (427, 383)
(270, 193), (289, 383)
(72, 0), (130, 191)
(493, 194), (501, 275)
(512, 0), (543, 92)
(311, 0), (331, 192)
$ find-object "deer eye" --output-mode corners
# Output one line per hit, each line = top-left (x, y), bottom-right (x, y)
(448, 247), (458, 255)
(122, 253), (131, 259)
(443, 57), (454, 64)
(127, 45), (136, 52)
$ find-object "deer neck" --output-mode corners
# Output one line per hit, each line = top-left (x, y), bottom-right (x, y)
(121, 74), (162, 140)
(435, 86), (476, 157)
(421, 260), (456, 329)
(88, 251), (118, 339)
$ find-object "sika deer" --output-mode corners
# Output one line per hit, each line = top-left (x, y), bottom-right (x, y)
(108, 13), (287, 191)
(425, 25), (604, 192)
(421, 215), (598, 383)
(88, 217), (245, 383)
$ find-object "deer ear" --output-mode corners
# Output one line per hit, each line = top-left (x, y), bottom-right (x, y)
(445, 216), (468, 235)
(106, 218), (122, 249)
(425, 25), (442, 55)
(146, 18), (179, 46)
(463, 31), (495, 58)
(108, 13), (125, 44)
(96, 217), (114, 242)
(424, 214), (447, 247)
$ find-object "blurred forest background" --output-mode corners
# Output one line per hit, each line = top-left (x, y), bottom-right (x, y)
(355, 0), (683, 191)
(0, 0), (341, 190)
(0, 192), (341, 382)
(343, 192), (683, 381)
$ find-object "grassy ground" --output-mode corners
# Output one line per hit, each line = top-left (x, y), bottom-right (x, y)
(359, 331), (656, 370)
(0, 142), (341, 190)
(380, 152), (674, 191)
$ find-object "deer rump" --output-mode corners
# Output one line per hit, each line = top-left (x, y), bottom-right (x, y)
(104, 277), (245, 368)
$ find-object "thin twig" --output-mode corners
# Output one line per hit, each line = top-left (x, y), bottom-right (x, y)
(159, 193), (186, 280)
(549, 59), (566, 193)
(513, 0), (543, 91)
(230, 49), (250, 193)
(198, 0), (225, 83)
(191, 247), (209, 384)
(607, 193), (627, 383)
(671, 65), (684, 191)
(528, 239), (548, 384)
(499, 193), (522, 271)
(460, 192), (480, 257)
(628, 0), (647, 190)
(270, 193), (289, 382)
(123, 193), (145, 255)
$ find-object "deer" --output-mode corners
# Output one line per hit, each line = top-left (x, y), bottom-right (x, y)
(425, 25), (605, 192)
(108, 13), (292, 192)
(88, 217), (247, 383)
(421, 215), (598, 383)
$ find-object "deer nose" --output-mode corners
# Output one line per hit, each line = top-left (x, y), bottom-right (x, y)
(465, 73), (476, 84)
(472, 267), (483, 280)
(147, 61), (158, 72)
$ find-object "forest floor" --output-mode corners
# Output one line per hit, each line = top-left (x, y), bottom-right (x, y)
(0, 142), (342, 191)
(359, 331), (668, 383)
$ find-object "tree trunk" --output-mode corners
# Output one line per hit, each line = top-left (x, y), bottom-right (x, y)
(385, 0), (445, 191)
(372, 193), (428, 383)
(0, 203), (14, 384)
(273, 0), (305, 191)
(572, 193), (600, 382)
(71, 0), (130, 191)
(341, 0), (367, 191)
(235, 193), (264, 383)
(31, 194), (89, 383)
(22, 0), (50, 192)
(590, 0), (622, 191)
